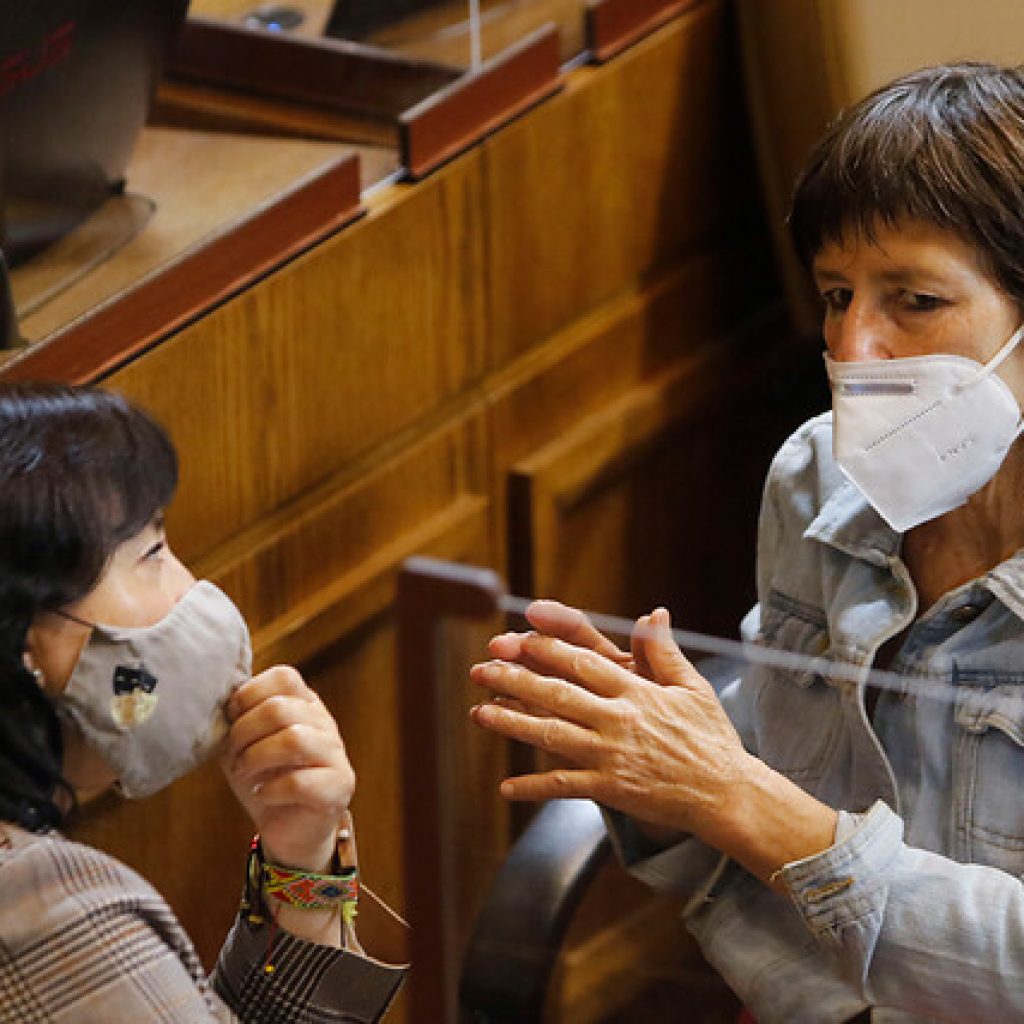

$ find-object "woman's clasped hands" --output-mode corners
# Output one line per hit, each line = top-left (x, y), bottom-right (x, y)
(469, 601), (755, 850)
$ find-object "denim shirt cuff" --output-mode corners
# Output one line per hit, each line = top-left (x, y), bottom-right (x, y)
(774, 800), (904, 937)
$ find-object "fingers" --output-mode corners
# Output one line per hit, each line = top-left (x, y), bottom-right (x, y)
(226, 665), (344, 784)
(470, 699), (599, 762)
(525, 600), (632, 665)
(630, 613), (655, 680)
(514, 634), (636, 698)
(495, 767), (607, 803)
(470, 657), (621, 719)
(244, 765), (354, 811)
(228, 665), (316, 722)
(639, 608), (706, 690)
(229, 722), (344, 786)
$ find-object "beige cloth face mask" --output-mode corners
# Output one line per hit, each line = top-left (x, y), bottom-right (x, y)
(56, 580), (252, 799)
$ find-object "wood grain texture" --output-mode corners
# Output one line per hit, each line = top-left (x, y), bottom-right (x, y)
(359, 0), (588, 66)
(11, 128), (359, 344)
(484, 239), (777, 589)
(5, 155), (365, 385)
(482, 0), (760, 363)
(585, 0), (703, 62)
(504, 310), (822, 635)
(109, 150), (487, 569)
(400, 24), (563, 180)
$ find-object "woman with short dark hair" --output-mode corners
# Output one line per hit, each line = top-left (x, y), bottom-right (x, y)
(471, 63), (1024, 1022)
(0, 382), (405, 1022)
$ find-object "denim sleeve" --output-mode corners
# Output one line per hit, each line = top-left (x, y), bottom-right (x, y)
(778, 800), (1024, 1019)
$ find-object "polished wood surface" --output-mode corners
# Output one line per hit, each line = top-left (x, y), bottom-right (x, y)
(25, 3), (822, 1019)
(586, 0), (704, 62)
(363, 0), (587, 66)
(10, 128), (376, 344)
(400, 24), (563, 179)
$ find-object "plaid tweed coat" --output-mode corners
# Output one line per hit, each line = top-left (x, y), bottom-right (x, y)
(0, 823), (404, 1023)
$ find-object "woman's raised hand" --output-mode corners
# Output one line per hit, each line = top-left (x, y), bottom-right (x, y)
(222, 665), (355, 873)
(471, 605), (751, 843)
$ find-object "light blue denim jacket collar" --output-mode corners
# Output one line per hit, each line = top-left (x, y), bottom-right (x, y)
(806, 474), (1024, 623)
(804, 477), (899, 568)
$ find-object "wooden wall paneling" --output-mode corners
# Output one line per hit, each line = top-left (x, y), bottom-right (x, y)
(507, 309), (795, 633)
(106, 148), (487, 570)
(484, 241), (777, 599)
(295, 518), (503, 1024)
(481, 0), (761, 364)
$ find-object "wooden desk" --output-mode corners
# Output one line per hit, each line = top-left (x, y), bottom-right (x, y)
(10, 128), (395, 344)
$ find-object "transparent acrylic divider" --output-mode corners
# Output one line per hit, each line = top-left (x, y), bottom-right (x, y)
(397, 555), (965, 1023)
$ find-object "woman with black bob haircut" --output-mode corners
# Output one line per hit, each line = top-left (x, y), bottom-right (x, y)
(471, 62), (1024, 1021)
(0, 382), (405, 1022)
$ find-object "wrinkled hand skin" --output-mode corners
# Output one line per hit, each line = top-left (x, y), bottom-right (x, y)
(470, 603), (750, 840)
(222, 665), (355, 873)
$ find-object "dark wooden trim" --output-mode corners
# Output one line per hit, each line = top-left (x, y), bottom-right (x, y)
(1, 153), (363, 385)
(585, 0), (704, 63)
(167, 16), (460, 120)
(396, 556), (506, 1024)
(399, 24), (564, 181)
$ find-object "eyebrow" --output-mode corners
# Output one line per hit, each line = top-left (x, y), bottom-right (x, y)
(812, 266), (952, 289)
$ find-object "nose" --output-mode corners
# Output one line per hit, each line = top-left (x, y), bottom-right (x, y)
(825, 300), (893, 362)
(165, 552), (196, 604)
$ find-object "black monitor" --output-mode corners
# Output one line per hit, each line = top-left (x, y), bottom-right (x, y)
(0, 0), (189, 265)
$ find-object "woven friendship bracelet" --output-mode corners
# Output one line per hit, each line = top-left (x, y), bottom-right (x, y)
(245, 834), (360, 925)
(262, 861), (359, 919)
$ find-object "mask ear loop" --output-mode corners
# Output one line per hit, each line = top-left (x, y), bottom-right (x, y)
(956, 322), (1024, 444)
(970, 323), (1024, 444)
(955, 322), (1024, 390)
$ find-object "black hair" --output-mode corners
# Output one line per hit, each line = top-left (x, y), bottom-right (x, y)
(0, 382), (177, 831)
(790, 62), (1024, 308)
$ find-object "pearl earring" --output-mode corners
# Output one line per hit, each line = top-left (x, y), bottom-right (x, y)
(23, 653), (45, 688)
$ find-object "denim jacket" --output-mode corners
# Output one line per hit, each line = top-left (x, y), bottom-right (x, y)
(611, 413), (1024, 1023)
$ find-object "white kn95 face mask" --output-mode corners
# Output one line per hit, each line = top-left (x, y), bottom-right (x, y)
(826, 323), (1024, 533)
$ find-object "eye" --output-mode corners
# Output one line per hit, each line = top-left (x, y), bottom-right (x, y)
(898, 290), (944, 312)
(819, 288), (852, 314)
(141, 539), (166, 562)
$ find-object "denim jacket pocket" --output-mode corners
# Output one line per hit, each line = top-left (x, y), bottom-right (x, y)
(954, 684), (1024, 874)
(752, 593), (840, 781)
